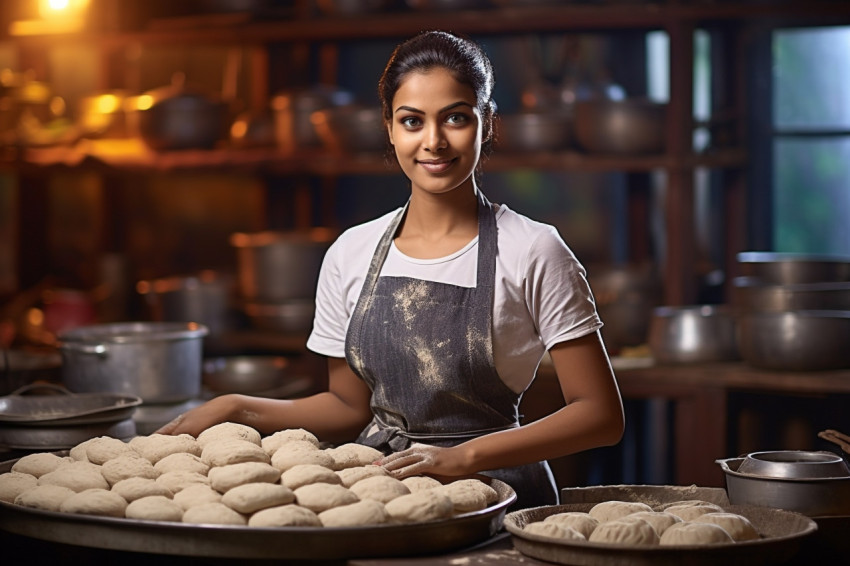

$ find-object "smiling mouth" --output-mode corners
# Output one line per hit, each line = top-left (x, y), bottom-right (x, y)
(416, 158), (455, 173)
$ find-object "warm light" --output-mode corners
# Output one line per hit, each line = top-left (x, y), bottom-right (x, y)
(39, 0), (90, 19)
(135, 94), (154, 111)
(96, 94), (121, 114)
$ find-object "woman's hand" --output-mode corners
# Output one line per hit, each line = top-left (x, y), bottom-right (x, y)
(377, 443), (470, 479)
(155, 394), (240, 437)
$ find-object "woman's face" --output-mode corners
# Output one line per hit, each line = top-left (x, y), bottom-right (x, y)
(388, 67), (483, 196)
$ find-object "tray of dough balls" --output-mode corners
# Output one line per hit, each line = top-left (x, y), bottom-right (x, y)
(504, 484), (818, 566)
(0, 422), (516, 560)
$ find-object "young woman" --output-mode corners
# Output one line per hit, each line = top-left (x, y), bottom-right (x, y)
(158, 30), (625, 509)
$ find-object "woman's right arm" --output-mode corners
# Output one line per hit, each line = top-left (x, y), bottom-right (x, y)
(155, 357), (373, 443)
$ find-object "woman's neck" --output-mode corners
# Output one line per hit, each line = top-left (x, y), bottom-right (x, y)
(395, 186), (480, 259)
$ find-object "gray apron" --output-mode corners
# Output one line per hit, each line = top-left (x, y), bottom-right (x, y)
(345, 191), (557, 510)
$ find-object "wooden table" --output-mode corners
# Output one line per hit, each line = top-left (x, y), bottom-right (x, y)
(537, 361), (850, 488)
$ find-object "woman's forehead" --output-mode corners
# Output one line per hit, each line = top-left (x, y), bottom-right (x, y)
(394, 68), (477, 107)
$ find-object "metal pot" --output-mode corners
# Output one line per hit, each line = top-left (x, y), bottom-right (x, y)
(312, 105), (387, 154)
(136, 270), (234, 336)
(736, 450), (850, 479)
(495, 111), (573, 152)
(231, 228), (336, 303)
(732, 277), (850, 312)
(737, 251), (850, 285)
(132, 74), (229, 151)
(717, 455), (850, 517)
(203, 355), (317, 398)
(648, 304), (740, 364)
(58, 322), (208, 403)
(271, 86), (354, 154)
(574, 98), (667, 154)
(737, 310), (850, 371)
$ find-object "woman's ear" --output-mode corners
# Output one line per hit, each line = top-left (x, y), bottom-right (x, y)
(386, 122), (394, 145)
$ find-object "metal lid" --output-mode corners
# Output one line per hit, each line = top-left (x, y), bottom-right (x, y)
(737, 450), (850, 479)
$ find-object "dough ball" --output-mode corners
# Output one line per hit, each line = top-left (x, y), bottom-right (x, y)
(659, 521), (735, 546)
(401, 475), (442, 493)
(173, 484), (222, 510)
(326, 443), (384, 470)
(59, 488), (128, 518)
(293, 483), (359, 513)
(111, 477), (173, 503)
(657, 499), (723, 511)
(693, 512), (760, 542)
(201, 439), (269, 467)
(589, 500), (654, 523)
(0, 471), (38, 502)
(154, 452), (210, 476)
(349, 475), (410, 504)
(248, 504), (322, 527)
(221, 482), (295, 514)
(620, 511), (682, 536)
(262, 429), (320, 456)
(129, 434), (201, 464)
(101, 454), (159, 486)
(38, 461), (108, 492)
(588, 518), (660, 546)
(182, 502), (246, 526)
(281, 464), (341, 490)
(271, 442), (335, 472)
(319, 499), (391, 527)
(125, 495), (184, 522)
(69, 437), (99, 461)
(440, 479), (499, 511)
(14, 484), (76, 511)
(82, 436), (136, 465)
(11, 452), (72, 478)
(524, 521), (586, 541)
(208, 462), (280, 493)
(155, 470), (210, 493)
(336, 465), (389, 488)
(543, 512), (599, 539)
(384, 490), (454, 523)
(198, 422), (262, 448)
(664, 502), (724, 521)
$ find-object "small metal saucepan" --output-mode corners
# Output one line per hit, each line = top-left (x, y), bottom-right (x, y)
(202, 356), (317, 398)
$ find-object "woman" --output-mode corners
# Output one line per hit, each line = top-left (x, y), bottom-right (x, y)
(159, 30), (624, 509)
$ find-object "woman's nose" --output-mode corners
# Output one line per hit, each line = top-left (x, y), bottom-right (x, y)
(423, 123), (447, 151)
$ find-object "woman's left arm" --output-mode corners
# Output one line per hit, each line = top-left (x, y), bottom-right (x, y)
(379, 330), (624, 477)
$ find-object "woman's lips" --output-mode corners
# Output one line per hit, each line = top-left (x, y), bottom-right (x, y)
(416, 158), (455, 173)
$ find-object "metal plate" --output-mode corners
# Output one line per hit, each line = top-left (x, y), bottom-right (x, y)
(0, 418), (137, 450)
(0, 468), (515, 560)
(504, 485), (818, 566)
(0, 385), (142, 426)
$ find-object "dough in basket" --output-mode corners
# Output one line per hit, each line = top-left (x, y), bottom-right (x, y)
(588, 518), (660, 546)
(125, 495), (184, 522)
(543, 512), (599, 539)
(222, 482), (295, 514)
(664, 502), (724, 521)
(59, 488), (128, 518)
(524, 521), (586, 541)
(0, 471), (38, 503)
(248, 504), (322, 527)
(38, 461), (109, 492)
(439, 478), (499, 512)
(349, 475), (410, 504)
(384, 490), (454, 523)
(400, 475), (442, 493)
(659, 521), (735, 545)
(692, 512), (760, 541)
(281, 464), (341, 490)
(111, 476), (173, 502)
(14, 484), (75, 511)
(336, 465), (389, 488)
(11, 452), (71, 478)
(154, 452), (210, 475)
(101, 453), (159, 486)
(261, 428), (320, 456)
(197, 422), (262, 448)
(619, 511), (682, 536)
(588, 500), (654, 523)
(129, 434), (201, 464)
(208, 461), (280, 492)
(182, 502), (247, 525)
(325, 443), (384, 470)
(293, 483), (359, 513)
(318, 499), (391, 527)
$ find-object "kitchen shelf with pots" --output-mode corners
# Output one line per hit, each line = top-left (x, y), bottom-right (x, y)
(3, 142), (746, 175)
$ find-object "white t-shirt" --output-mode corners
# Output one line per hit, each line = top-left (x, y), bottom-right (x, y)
(306, 203), (603, 394)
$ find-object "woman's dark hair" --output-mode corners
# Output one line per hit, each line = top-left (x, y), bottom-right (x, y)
(379, 30), (497, 159)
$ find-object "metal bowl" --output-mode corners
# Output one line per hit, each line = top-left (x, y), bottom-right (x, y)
(737, 310), (850, 371)
(732, 277), (850, 312)
(737, 252), (850, 284)
(648, 304), (740, 364)
(737, 450), (850, 479)
(312, 105), (387, 154)
(496, 111), (572, 152)
(574, 98), (666, 154)
(203, 355), (289, 394)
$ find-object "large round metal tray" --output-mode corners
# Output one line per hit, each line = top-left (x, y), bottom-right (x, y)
(0, 384), (141, 425)
(0, 460), (515, 560)
(505, 488), (817, 566)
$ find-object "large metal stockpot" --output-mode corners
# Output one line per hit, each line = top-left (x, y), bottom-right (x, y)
(648, 304), (740, 364)
(58, 322), (208, 403)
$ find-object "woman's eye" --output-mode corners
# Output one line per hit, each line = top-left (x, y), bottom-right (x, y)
(400, 116), (421, 128)
(446, 113), (468, 125)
